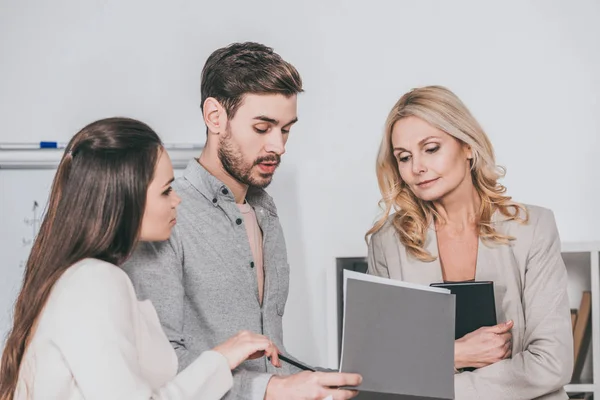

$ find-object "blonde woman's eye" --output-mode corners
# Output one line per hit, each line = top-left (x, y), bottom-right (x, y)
(398, 155), (410, 163)
(425, 145), (440, 154)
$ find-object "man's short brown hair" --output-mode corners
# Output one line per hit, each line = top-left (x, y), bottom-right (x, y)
(200, 42), (303, 119)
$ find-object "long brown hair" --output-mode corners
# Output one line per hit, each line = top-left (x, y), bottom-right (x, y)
(366, 86), (527, 261)
(0, 117), (162, 399)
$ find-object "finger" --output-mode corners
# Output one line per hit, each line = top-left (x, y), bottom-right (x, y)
(266, 342), (281, 357)
(268, 354), (281, 368)
(247, 350), (264, 360)
(489, 320), (513, 333)
(497, 332), (512, 343)
(318, 372), (363, 388)
(249, 338), (272, 352)
(264, 346), (280, 367)
(242, 338), (271, 361)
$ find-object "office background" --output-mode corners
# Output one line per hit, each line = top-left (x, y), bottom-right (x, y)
(1, 0), (599, 380)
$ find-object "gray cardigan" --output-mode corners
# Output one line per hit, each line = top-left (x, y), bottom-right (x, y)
(367, 204), (573, 400)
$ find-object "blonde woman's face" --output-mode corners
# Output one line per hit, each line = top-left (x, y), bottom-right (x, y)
(391, 116), (472, 202)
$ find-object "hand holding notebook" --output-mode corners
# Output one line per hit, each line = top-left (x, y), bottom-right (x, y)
(430, 281), (512, 370)
(454, 320), (514, 369)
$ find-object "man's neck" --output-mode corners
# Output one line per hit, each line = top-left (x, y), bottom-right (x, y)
(198, 149), (248, 204)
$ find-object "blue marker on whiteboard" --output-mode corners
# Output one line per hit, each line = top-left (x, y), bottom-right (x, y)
(0, 142), (202, 150)
(40, 141), (68, 149)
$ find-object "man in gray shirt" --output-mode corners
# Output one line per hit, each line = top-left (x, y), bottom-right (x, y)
(123, 42), (361, 400)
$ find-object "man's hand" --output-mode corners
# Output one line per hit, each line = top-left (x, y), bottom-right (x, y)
(265, 371), (362, 400)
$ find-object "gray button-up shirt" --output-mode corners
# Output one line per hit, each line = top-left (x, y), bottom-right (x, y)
(123, 160), (301, 399)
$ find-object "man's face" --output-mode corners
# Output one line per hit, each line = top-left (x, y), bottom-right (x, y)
(218, 93), (298, 188)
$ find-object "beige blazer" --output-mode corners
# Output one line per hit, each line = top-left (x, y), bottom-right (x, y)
(15, 258), (233, 400)
(367, 204), (573, 400)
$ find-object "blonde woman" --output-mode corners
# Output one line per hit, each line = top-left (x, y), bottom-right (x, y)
(366, 86), (573, 399)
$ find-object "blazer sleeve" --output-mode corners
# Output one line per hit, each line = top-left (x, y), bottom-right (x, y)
(454, 208), (574, 399)
(52, 263), (233, 400)
(367, 231), (391, 278)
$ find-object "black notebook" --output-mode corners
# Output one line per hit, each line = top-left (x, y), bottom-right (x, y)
(430, 281), (497, 340)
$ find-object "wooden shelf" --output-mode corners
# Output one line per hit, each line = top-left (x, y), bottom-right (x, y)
(563, 243), (600, 397)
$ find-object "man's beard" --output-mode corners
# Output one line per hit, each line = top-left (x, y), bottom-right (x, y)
(218, 130), (280, 189)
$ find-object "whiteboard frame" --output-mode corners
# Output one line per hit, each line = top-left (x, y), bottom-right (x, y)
(0, 148), (202, 169)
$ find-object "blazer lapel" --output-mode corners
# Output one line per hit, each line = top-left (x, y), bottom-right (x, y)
(474, 211), (504, 282)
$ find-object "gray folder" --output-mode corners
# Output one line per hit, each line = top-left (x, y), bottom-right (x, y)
(339, 271), (455, 399)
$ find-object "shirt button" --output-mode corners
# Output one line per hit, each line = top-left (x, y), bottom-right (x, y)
(222, 188), (229, 195)
(250, 261), (255, 268)
(212, 198), (217, 203)
(236, 218), (242, 225)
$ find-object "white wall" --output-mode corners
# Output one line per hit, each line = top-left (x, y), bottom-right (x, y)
(1, 0), (599, 368)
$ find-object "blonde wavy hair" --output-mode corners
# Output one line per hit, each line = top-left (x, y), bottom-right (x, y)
(366, 85), (528, 262)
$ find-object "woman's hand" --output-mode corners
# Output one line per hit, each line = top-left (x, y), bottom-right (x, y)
(454, 320), (513, 370)
(213, 330), (281, 370)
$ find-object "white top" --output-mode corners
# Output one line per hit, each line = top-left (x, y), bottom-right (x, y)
(15, 258), (233, 400)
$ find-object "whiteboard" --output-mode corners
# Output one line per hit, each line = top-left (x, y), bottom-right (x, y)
(0, 149), (197, 342)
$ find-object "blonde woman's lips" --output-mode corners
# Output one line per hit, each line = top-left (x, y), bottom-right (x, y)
(417, 178), (439, 187)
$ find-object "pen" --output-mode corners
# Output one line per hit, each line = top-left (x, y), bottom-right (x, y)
(274, 354), (316, 371)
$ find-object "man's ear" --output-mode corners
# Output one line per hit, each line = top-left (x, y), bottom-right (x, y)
(203, 97), (226, 134)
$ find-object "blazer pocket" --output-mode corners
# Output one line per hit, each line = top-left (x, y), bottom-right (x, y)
(274, 262), (290, 316)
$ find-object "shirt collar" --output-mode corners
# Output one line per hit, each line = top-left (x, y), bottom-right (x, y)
(182, 159), (278, 216)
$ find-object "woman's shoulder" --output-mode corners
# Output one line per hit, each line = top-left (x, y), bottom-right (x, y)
(51, 258), (137, 309)
(497, 203), (556, 230)
(495, 203), (560, 251)
(60, 258), (132, 287)
(370, 213), (399, 243)
(32, 258), (139, 345)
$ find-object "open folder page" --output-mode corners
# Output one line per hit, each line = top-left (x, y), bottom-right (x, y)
(340, 270), (455, 400)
